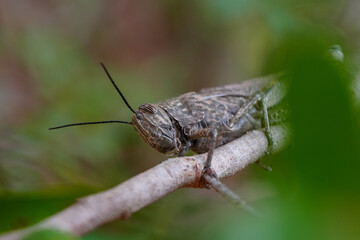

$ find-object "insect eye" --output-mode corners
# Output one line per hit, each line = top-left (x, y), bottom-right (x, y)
(136, 113), (143, 120)
(139, 104), (157, 115)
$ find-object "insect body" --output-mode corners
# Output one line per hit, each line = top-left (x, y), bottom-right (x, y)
(50, 63), (287, 181)
(133, 79), (272, 156)
(133, 76), (286, 177)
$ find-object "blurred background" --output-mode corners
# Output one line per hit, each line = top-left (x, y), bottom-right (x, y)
(0, 0), (360, 239)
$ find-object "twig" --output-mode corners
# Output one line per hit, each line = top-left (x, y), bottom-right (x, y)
(0, 125), (289, 240)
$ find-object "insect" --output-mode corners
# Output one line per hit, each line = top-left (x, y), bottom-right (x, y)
(50, 63), (287, 183)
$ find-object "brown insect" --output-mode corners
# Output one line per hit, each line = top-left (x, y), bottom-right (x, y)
(50, 63), (287, 181)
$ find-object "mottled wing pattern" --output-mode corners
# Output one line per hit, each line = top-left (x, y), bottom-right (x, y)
(158, 92), (205, 127)
(159, 79), (274, 154)
(160, 77), (271, 127)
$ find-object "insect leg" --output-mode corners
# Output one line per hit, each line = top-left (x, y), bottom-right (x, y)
(226, 91), (266, 129)
(224, 90), (276, 171)
(188, 128), (218, 179)
(261, 97), (274, 156)
(177, 140), (190, 157)
(255, 103), (289, 171)
(226, 88), (278, 156)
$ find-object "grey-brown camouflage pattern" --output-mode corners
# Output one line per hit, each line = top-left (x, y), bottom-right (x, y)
(132, 76), (287, 164)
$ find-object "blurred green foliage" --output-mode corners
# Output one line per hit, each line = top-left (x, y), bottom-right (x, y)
(0, 0), (359, 239)
(23, 229), (79, 240)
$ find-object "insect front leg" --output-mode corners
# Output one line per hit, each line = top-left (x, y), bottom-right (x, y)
(187, 128), (219, 181)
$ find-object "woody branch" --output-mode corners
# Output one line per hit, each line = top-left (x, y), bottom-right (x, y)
(0, 124), (289, 240)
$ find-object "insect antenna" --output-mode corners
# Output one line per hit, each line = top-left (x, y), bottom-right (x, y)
(49, 120), (133, 130)
(49, 63), (136, 131)
(100, 62), (136, 114)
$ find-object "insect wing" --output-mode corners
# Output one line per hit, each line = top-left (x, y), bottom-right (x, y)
(159, 94), (205, 128)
